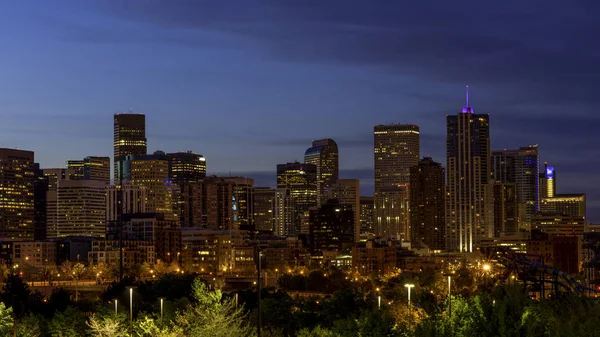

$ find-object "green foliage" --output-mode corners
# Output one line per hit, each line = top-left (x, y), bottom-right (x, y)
(0, 302), (13, 336)
(47, 306), (87, 337)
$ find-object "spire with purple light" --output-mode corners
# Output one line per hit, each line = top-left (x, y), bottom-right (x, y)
(462, 85), (474, 113)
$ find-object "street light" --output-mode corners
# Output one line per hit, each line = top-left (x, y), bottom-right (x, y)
(127, 287), (137, 335)
(404, 284), (415, 316)
(482, 264), (491, 272)
(114, 299), (118, 315)
(444, 274), (452, 317)
(158, 297), (165, 327)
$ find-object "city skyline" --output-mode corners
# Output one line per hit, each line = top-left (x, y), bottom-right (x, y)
(0, 1), (598, 221)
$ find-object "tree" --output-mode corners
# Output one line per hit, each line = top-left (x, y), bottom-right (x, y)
(0, 302), (13, 336)
(87, 314), (129, 337)
(135, 316), (183, 337)
(47, 306), (87, 337)
(173, 279), (254, 337)
(16, 314), (45, 337)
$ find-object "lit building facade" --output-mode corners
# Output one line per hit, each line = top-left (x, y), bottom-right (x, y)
(374, 185), (409, 240)
(540, 193), (586, 219)
(46, 179), (107, 238)
(309, 201), (355, 255)
(409, 157), (445, 250)
(114, 113), (147, 181)
(539, 163), (556, 199)
(0, 148), (35, 240)
(446, 88), (491, 252)
(484, 182), (518, 237)
(491, 145), (539, 225)
(179, 177), (235, 229)
(253, 187), (275, 232)
(359, 196), (375, 236)
(166, 151), (207, 187)
(304, 138), (339, 204)
(67, 156), (111, 183)
(329, 179), (360, 242)
(276, 162), (317, 235)
(106, 182), (148, 222)
(273, 188), (295, 237)
(122, 153), (179, 222)
(374, 124), (419, 240)
(223, 177), (255, 231)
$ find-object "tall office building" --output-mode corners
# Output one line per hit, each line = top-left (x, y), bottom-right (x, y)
(359, 196), (375, 236)
(253, 187), (276, 232)
(484, 182), (518, 237)
(46, 179), (107, 238)
(273, 188), (295, 236)
(276, 162), (318, 235)
(0, 149), (35, 240)
(374, 124), (419, 240)
(106, 182), (147, 222)
(114, 113), (147, 181)
(33, 164), (48, 240)
(446, 88), (491, 252)
(122, 153), (178, 221)
(539, 163), (556, 199)
(409, 157), (445, 250)
(329, 179), (360, 242)
(67, 156), (111, 183)
(540, 194), (586, 219)
(374, 185), (409, 239)
(166, 151), (207, 187)
(374, 124), (420, 191)
(309, 201), (355, 254)
(223, 177), (255, 231)
(491, 145), (539, 224)
(304, 139), (339, 204)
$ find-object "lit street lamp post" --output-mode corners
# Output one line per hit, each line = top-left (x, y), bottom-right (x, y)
(444, 274), (452, 317)
(159, 297), (165, 327)
(127, 287), (137, 336)
(404, 284), (415, 316)
(114, 299), (118, 315)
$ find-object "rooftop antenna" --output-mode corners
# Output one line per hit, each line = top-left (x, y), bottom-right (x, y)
(466, 85), (469, 107)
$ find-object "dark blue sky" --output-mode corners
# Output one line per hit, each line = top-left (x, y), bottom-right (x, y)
(1, 1), (599, 221)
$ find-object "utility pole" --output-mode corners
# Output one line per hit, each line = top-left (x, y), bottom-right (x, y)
(256, 247), (262, 337)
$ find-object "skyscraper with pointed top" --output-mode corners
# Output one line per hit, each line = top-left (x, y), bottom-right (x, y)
(446, 87), (491, 252)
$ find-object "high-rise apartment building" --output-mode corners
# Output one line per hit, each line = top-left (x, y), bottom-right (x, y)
(166, 151), (207, 187)
(540, 194), (586, 219)
(304, 139), (339, 204)
(409, 157), (445, 250)
(329, 179), (360, 242)
(179, 176), (235, 229)
(122, 153), (178, 221)
(0, 149), (35, 240)
(106, 182), (147, 222)
(114, 113), (147, 181)
(253, 187), (276, 232)
(359, 196), (375, 236)
(67, 156), (111, 183)
(276, 162), (318, 235)
(446, 88), (491, 252)
(491, 145), (539, 224)
(33, 164), (48, 240)
(223, 177), (255, 231)
(46, 179), (107, 238)
(484, 182), (518, 237)
(374, 124), (419, 240)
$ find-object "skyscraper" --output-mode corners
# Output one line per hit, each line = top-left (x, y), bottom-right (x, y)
(273, 188), (295, 236)
(223, 177), (255, 231)
(0, 149), (35, 240)
(67, 156), (111, 183)
(253, 187), (276, 232)
(484, 182), (518, 237)
(373, 124), (419, 239)
(122, 153), (178, 221)
(409, 157), (445, 250)
(304, 139), (339, 204)
(114, 113), (147, 181)
(276, 162), (318, 235)
(540, 194), (586, 219)
(166, 151), (207, 187)
(179, 176), (235, 229)
(46, 179), (106, 238)
(309, 201), (355, 255)
(539, 163), (556, 199)
(329, 179), (360, 242)
(374, 124), (420, 191)
(446, 87), (491, 252)
(491, 145), (539, 225)
(359, 196), (375, 236)
(106, 182), (147, 222)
